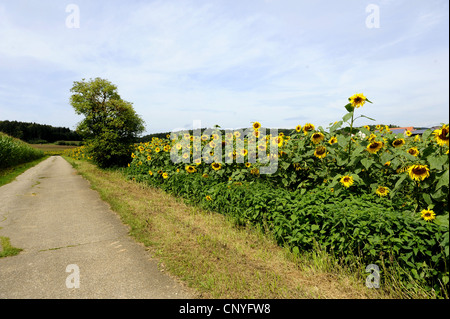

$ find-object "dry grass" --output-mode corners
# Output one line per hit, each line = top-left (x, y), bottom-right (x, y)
(66, 158), (396, 299)
(30, 144), (78, 152)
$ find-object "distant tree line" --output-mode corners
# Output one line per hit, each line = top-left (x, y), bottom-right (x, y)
(0, 120), (81, 143)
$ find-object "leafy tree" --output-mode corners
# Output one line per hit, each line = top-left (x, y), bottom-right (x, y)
(70, 77), (145, 168)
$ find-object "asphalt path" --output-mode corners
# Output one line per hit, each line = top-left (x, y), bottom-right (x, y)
(0, 156), (193, 299)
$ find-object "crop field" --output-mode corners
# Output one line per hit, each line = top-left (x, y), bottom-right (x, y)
(0, 132), (45, 169)
(65, 96), (449, 297)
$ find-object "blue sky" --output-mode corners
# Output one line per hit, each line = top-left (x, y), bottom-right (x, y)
(0, 0), (448, 134)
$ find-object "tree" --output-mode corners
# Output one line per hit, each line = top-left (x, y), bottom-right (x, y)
(70, 77), (145, 168)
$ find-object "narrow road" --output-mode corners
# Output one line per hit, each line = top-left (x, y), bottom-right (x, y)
(0, 156), (193, 298)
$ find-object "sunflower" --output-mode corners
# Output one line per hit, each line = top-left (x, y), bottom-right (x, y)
(155, 147), (161, 153)
(408, 164), (430, 181)
(366, 140), (383, 154)
(162, 172), (169, 179)
(147, 155), (152, 161)
(364, 125), (371, 131)
(433, 124), (449, 146)
(239, 148), (248, 157)
(314, 146), (327, 159)
(404, 130), (412, 137)
(328, 136), (338, 145)
(303, 123), (315, 135)
(245, 162), (251, 168)
(295, 125), (302, 133)
(407, 147), (419, 157)
(311, 132), (325, 144)
(148, 170), (153, 176)
(349, 93), (367, 108)
(392, 138), (405, 148)
(420, 209), (436, 222)
(258, 144), (267, 152)
(375, 186), (389, 197)
(340, 175), (354, 188)
(272, 136), (283, 147)
(185, 165), (197, 173)
(211, 162), (222, 171)
(252, 121), (261, 131)
(205, 195), (213, 201)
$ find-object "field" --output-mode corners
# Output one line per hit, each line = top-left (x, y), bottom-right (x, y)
(65, 98), (449, 298)
(0, 132), (45, 169)
(29, 143), (79, 156)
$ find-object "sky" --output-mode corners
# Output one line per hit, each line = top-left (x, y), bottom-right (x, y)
(0, 0), (448, 135)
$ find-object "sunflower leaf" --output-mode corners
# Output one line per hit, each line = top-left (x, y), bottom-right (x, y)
(435, 169), (449, 190)
(342, 111), (354, 122)
(359, 114), (376, 121)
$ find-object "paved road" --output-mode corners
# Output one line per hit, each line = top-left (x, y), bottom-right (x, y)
(0, 156), (193, 299)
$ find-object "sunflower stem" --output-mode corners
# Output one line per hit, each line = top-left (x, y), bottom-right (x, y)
(347, 112), (355, 163)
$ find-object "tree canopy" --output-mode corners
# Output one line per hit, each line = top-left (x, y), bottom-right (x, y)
(70, 77), (145, 167)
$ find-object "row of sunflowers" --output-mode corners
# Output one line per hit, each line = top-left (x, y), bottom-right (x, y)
(126, 94), (448, 222)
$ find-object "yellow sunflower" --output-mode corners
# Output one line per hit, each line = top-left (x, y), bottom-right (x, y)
(303, 123), (315, 135)
(311, 132), (325, 144)
(433, 124), (449, 146)
(295, 125), (302, 133)
(340, 175), (354, 188)
(408, 164), (430, 181)
(211, 162), (222, 171)
(328, 136), (338, 145)
(375, 186), (389, 197)
(392, 138), (405, 148)
(407, 147), (419, 157)
(252, 121), (262, 131)
(314, 146), (327, 159)
(366, 140), (383, 154)
(205, 195), (213, 201)
(185, 165), (197, 173)
(162, 172), (169, 179)
(349, 93), (367, 108)
(420, 209), (436, 222)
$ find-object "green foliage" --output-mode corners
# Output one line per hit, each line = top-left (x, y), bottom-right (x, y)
(0, 120), (80, 143)
(0, 132), (44, 169)
(69, 77), (145, 168)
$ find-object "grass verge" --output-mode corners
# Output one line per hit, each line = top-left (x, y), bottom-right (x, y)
(64, 157), (419, 299)
(0, 156), (48, 187)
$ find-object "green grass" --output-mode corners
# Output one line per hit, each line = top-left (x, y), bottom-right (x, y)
(0, 236), (22, 258)
(0, 156), (49, 187)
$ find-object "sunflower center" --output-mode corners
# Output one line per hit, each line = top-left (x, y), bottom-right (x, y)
(439, 128), (449, 140)
(412, 167), (426, 175)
